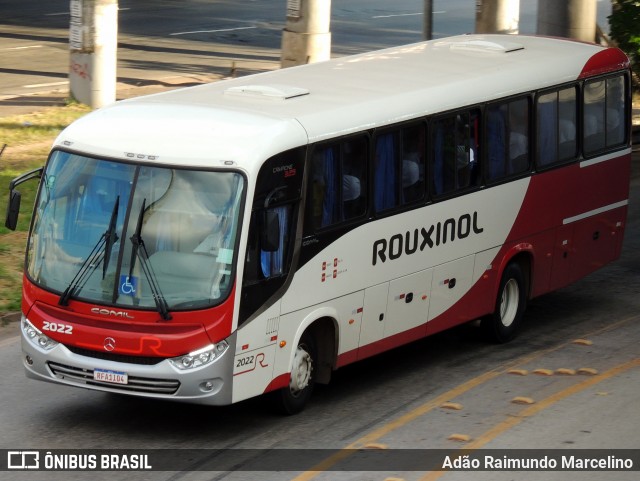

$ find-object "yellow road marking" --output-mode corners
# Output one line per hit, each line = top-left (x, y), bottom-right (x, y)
(288, 314), (640, 481)
(291, 343), (565, 481)
(419, 357), (640, 481)
(290, 371), (501, 481)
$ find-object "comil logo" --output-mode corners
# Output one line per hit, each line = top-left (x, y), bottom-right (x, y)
(8, 451), (39, 469)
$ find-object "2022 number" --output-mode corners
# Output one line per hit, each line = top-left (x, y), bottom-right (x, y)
(42, 321), (73, 335)
(236, 355), (254, 368)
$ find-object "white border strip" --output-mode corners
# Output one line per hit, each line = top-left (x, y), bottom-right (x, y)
(563, 200), (628, 225)
(580, 147), (632, 168)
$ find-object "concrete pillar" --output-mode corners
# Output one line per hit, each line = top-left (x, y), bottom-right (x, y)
(423, 0), (433, 40)
(69, 0), (118, 108)
(281, 0), (332, 68)
(537, 0), (597, 42)
(475, 0), (520, 34)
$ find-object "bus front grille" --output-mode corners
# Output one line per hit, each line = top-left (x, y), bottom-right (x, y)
(66, 345), (164, 365)
(47, 362), (180, 395)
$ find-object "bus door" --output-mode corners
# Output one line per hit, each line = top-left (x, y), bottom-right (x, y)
(236, 147), (305, 400)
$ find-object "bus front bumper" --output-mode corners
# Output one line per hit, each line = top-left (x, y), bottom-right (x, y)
(20, 316), (235, 405)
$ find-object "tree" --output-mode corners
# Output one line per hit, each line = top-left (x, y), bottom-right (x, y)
(609, 0), (640, 85)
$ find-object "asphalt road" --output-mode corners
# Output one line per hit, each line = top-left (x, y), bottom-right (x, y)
(0, 0), (613, 102)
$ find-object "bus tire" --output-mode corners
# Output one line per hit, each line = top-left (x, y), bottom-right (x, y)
(481, 262), (527, 343)
(273, 331), (316, 415)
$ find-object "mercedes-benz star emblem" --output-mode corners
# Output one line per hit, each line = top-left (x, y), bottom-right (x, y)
(103, 337), (116, 352)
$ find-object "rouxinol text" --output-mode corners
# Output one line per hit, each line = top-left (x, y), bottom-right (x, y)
(372, 211), (484, 266)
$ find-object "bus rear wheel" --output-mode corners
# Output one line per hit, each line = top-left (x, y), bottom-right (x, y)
(273, 332), (316, 415)
(481, 262), (527, 343)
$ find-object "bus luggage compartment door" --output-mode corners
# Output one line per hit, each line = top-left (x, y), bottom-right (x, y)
(384, 269), (433, 339)
(570, 210), (622, 282)
(359, 282), (389, 349)
(428, 255), (475, 324)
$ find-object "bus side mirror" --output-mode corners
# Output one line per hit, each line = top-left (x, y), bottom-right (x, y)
(261, 209), (280, 252)
(5, 190), (21, 231)
(3, 167), (44, 231)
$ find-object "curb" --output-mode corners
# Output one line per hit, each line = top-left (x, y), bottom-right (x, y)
(1, 312), (21, 324)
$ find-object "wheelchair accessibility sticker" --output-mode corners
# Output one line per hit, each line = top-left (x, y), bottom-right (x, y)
(119, 275), (138, 296)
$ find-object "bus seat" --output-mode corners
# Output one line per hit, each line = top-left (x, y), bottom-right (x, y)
(343, 174), (363, 219)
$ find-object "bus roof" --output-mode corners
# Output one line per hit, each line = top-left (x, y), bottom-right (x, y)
(56, 34), (627, 171)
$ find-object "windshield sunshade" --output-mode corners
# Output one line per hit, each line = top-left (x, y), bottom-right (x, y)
(27, 151), (244, 311)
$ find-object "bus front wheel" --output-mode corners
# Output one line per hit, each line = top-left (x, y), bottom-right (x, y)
(481, 262), (527, 343)
(273, 332), (316, 415)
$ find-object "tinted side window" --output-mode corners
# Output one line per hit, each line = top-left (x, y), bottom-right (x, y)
(244, 148), (305, 283)
(487, 97), (531, 180)
(432, 110), (480, 196)
(307, 136), (367, 231)
(537, 86), (578, 167)
(583, 75), (627, 156)
(373, 124), (426, 213)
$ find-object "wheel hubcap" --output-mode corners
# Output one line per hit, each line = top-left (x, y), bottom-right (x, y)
(499, 278), (519, 327)
(289, 344), (312, 396)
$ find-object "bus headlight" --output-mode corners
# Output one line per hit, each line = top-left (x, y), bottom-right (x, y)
(169, 341), (229, 370)
(22, 318), (59, 351)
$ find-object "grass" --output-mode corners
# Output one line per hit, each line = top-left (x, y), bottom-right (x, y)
(0, 102), (91, 315)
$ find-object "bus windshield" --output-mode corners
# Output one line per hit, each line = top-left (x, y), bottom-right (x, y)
(27, 151), (244, 311)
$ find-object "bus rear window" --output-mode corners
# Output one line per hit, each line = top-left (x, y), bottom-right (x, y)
(583, 75), (627, 156)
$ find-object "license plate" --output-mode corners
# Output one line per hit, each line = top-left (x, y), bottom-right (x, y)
(93, 368), (128, 385)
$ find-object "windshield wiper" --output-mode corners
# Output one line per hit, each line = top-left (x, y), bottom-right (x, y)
(59, 196), (120, 306)
(128, 199), (172, 321)
(103, 195), (120, 279)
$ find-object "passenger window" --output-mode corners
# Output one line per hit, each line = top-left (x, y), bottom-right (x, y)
(374, 124), (425, 212)
(432, 110), (480, 195)
(583, 80), (606, 154)
(583, 75), (627, 156)
(487, 97), (530, 180)
(537, 87), (577, 167)
(308, 136), (367, 230)
(606, 76), (626, 148)
(401, 125), (426, 204)
(373, 132), (398, 211)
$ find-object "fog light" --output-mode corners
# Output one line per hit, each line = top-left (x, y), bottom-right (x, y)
(199, 381), (214, 392)
(25, 355), (33, 366)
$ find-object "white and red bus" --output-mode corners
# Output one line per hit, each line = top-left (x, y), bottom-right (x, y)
(6, 35), (631, 413)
